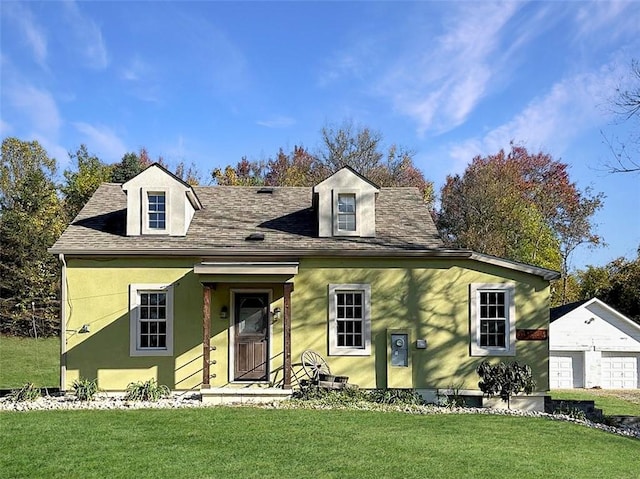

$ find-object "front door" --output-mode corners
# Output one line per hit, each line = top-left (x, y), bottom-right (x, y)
(234, 292), (269, 381)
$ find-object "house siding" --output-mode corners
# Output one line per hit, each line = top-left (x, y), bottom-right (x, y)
(63, 256), (550, 393)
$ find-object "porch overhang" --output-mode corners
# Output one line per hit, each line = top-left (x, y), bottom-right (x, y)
(198, 261), (296, 391)
(194, 261), (299, 276)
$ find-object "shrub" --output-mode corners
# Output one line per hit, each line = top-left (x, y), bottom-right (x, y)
(437, 385), (466, 408)
(8, 382), (41, 402)
(553, 401), (587, 421)
(369, 388), (424, 406)
(294, 386), (423, 407)
(293, 385), (369, 405)
(476, 360), (536, 409)
(72, 378), (99, 401)
(124, 379), (170, 402)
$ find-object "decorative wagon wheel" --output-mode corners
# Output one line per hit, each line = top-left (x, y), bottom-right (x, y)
(300, 350), (331, 381)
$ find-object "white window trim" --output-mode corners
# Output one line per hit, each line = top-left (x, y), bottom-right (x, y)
(470, 283), (516, 357)
(333, 188), (361, 237)
(328, 283), (371, 356)
(129, 283), (174, 357)
(141, 188), (170, 235)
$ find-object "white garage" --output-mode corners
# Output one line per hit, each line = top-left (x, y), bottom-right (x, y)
(549, 299), (640, 390)
(549, 352), (584, 389)
(601, 353), (638, 389)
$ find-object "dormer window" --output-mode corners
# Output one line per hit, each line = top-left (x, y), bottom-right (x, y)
(312, 166), (379, 238)
(148, 192), (166, 230)
(337, 193), (356, 232)
(122, 163), (202, 237)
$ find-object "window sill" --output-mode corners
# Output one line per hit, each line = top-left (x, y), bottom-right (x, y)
(130, 349), (173, 357)
(470, 347), (516, 357)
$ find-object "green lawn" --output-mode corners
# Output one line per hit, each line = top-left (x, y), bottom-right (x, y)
(0, 408), (638, 479)
(0, 336), (59, 389)
(551, 389), (640, 416)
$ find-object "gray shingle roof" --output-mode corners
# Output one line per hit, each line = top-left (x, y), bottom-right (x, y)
(50, 183), (445, 255)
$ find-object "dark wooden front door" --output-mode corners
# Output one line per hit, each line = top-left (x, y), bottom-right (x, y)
(234, 293), (269, 381)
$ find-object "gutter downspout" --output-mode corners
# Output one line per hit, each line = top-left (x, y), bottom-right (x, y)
(59, 254), (67, 392)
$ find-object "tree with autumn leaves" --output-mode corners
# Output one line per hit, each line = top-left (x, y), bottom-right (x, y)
(212, 122), (435, 205)
(437, 144), (604, 304)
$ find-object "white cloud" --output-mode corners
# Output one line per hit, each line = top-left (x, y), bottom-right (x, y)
(73, 122), (127, 161)
(2, 2), (48, 68)
(446, 62), (627, 174)
(0, 119), (12, 136)
(8, 84), (62, 137)
(256, 116), (296, 128)
(120, 57), (161, 102)
(574, 1), (638, 40)
(63, 0), (109, 69)
(393, 3), (522, 134)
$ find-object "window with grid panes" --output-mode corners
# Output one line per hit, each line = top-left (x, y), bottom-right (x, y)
(129, 284), (173, 357)
(337, 194), (356, 231)
(139, 292), (167, 349)
(479, 291), (506, 348)
(328, 284), (371, 356)
(336, 291), (364, 347)
(148, 192), (166, 230)
(470, 283), (515, 356)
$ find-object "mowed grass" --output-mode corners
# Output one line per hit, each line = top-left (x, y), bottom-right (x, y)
(0, 408), (638, 479)
(551, 389), (640, 416)
(0, 336), (59, 389)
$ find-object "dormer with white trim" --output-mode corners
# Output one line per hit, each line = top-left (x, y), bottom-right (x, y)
(121, 163), (202, 237)
(313, 167), (379, 238)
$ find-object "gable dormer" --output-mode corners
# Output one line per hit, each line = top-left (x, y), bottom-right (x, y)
(121, 163), (202, 237)
(312, 166), (379, 238)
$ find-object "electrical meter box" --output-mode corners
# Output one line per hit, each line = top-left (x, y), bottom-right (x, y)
(391, 333), (408, 367)
(387, 329), (413, 388)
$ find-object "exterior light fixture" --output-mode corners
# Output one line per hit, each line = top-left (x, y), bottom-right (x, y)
(220, 306), (228, 319)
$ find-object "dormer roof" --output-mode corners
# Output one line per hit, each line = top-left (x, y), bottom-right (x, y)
(120, 163), (202, 237)
(122, 163), (202, 210)
(313, 167), (380, 238)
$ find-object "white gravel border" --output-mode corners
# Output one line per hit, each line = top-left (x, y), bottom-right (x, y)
(1, 393), (638, 440)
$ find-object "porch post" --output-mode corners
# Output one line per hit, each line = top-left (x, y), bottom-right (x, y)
(202, 284), (212, 388)
(283, 282), (294, 389)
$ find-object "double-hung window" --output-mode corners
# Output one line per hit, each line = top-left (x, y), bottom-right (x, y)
(337, 194), (356, 232)
(130, 284), (174, 356)
(328, 284), (371, 356)
(470, 284), (515, 356)
(147, 192), (166, 230)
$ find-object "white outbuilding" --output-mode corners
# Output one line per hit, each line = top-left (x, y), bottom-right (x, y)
(549, 298), (640, 389)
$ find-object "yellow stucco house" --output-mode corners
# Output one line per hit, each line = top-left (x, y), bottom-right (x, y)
(50, 164), (559, 409)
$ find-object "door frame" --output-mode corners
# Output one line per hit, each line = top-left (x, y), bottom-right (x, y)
(229, 288), (273, 383)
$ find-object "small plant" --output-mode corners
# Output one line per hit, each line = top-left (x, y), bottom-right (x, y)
(369, 388), (424, 406)
(553, 402), (587, 420)
(293, 385), (370, 405)
(8, 382), (41, 402)
(124, 379), (170, 402)
(476, 360), (536, 409)
(72, 377), (99, 401)
(437, 384), (466, 408)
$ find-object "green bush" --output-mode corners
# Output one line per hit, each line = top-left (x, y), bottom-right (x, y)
(124, 379), (170, 402)
(72, 378), (99, 402)
(369, 388), (424, 405)
(477, 360), (535, 409)
(437, 385), (466, 408)
(8, 382), (41, 402)
(294, 386), (423, 407)
(553, 402), (587, 421)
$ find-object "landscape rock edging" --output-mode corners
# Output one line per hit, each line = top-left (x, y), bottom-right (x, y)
(0, 394), (638, 440)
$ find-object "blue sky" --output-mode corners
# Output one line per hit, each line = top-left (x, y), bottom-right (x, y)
(1, 1), (639, 271)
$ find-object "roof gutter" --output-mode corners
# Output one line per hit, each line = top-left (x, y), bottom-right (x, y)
(49, 247), (474, 259)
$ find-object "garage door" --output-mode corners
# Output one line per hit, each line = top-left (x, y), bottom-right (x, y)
(550, 352), (584, 389)
(601, 353), (638, 389)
